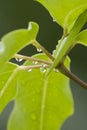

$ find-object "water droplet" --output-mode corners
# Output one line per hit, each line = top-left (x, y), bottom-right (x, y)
(54, 68), (59, 73)
(0, 42), (5, 54)
(31, 114), (36, 120)
(42, 64), (46, 68)
(28, 69), (32, 72)
(40, 64), (47, 73)
(16, 58), (23, 62)
(37, 48), (42, 52)
(32, 61), (38, 65)
(40, 68), (47, 73)
(28, 22), (32, 31)
(53, 18), (56, 22)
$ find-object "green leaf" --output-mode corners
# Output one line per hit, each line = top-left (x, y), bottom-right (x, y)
(75, 29), (87, 46)
(37, 0), (87, 32)
(47, 10), (87, 76)
(0, 62), (18, 112)
(0, 22), (39, 68)
(7, 54), (74, 130)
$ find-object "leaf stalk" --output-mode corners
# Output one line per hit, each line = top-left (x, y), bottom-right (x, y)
(58, 64), (87, 89)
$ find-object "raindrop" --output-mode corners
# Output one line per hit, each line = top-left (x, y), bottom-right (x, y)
(53, 18), (56, 22)
(54, 68), (59, 73)
(32, 61), (38, 65)
(37, 48), (42, 52)
(0, 42), (5, 54)
(31, 113), (36, 121)
(28, 69), (32, 72)
(42, 64), (46, 68)
(40, 67), (47, 73)
(40, 64), (47, 73)
(15, 58), (23, 62)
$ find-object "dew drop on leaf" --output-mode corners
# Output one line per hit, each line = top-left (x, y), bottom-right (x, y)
(40, 64), (47, 73)
(32, 61), (38, 65)
(54, 68), (59, 73)
(40, 67), (46, 73)
(42, 64), (46, 68)
(28, 69), (32, 72)
(37, 48), (42, 52)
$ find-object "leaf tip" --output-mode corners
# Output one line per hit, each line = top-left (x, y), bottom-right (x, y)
(28, 21), (39, 32)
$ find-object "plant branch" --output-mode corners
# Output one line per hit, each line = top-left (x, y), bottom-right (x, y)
(14, 52), (87, 89)
(19, 64), (49, 70)
(59, 64), (87, 89)
(33, 40), (54, 61)
(14, 54), (52, 66)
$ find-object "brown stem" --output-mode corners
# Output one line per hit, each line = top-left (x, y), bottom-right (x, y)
(59, 64), (87, 89)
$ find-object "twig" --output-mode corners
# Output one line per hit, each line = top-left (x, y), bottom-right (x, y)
(14, 54), (52, 66)
(59, 64), (87, 89)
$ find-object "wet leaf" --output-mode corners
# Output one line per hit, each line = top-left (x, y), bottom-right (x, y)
(7, 54), (74, 130)
(0, 62), (18, 112)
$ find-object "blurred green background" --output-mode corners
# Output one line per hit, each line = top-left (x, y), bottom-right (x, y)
(0, 0), (87, 130)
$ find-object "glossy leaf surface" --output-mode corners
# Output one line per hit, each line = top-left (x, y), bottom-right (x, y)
(0, 62), (18, 112)
(37, 0), (87, 31)
(0, 22), (38, 68)
(7, 54), (73, 130)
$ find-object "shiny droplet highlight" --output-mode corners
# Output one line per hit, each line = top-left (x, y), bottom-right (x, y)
(37, 48), (42, 52)
(28, 69), (32, 72)
(16, 58), (23, 62)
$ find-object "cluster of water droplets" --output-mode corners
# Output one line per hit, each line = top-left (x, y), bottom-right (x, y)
(40, 64), (47, 73)
(27, 61), (38, 72)
(27, 61), (47, 73)
(15, 58), (23, 62)
(32, 61), (38, 65)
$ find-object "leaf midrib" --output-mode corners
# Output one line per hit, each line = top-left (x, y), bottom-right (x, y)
(40, 77), (48, 130)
